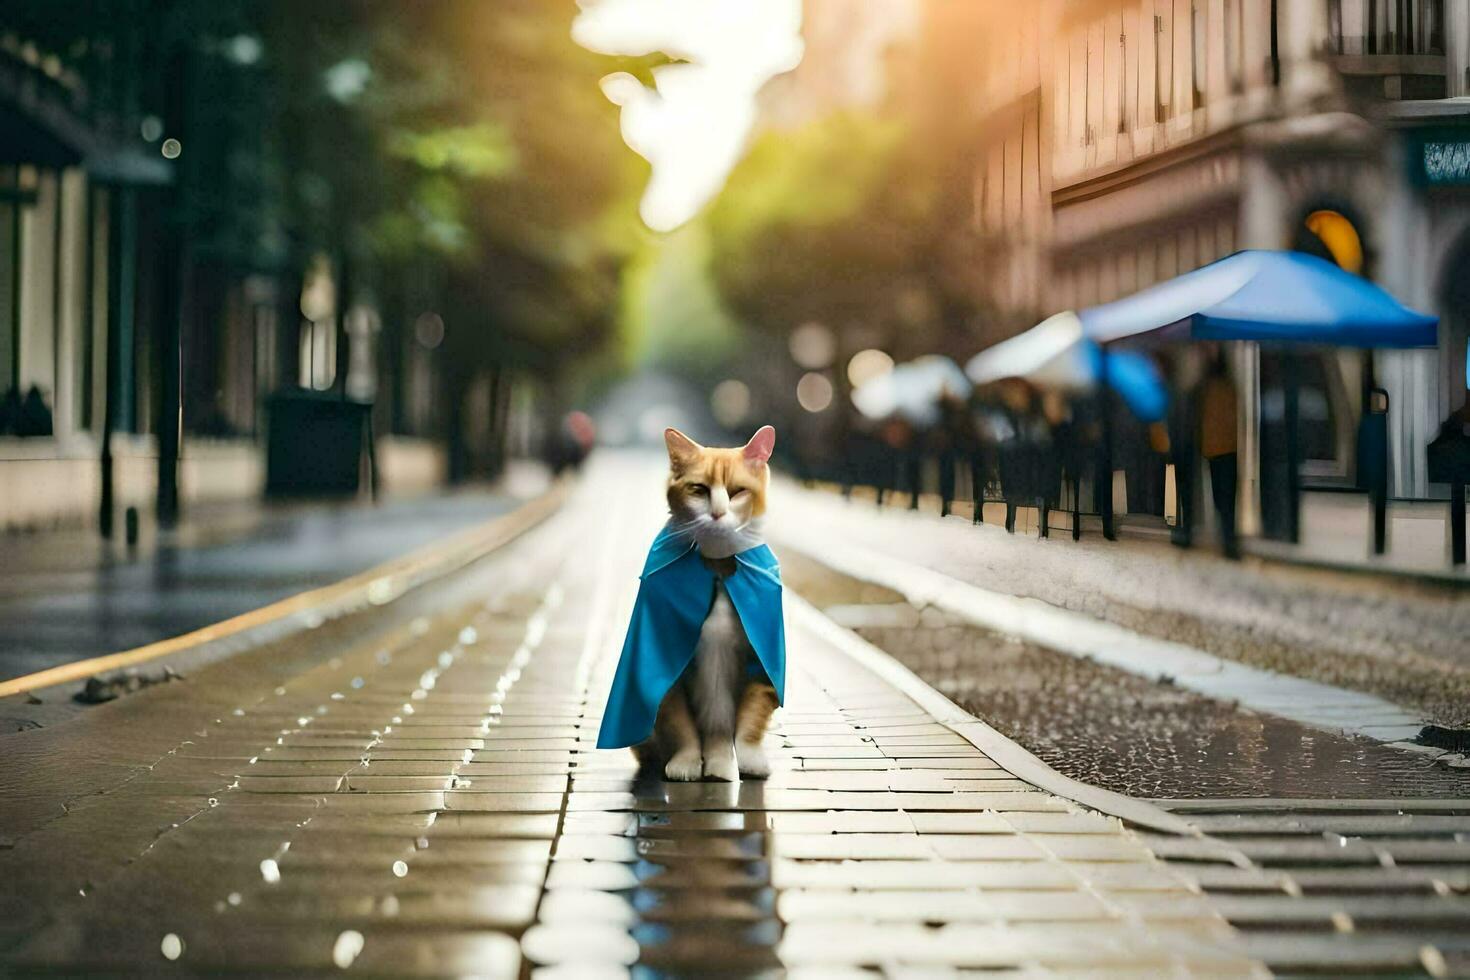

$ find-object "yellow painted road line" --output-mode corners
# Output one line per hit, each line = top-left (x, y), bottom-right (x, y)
(0, 484), (567, 699)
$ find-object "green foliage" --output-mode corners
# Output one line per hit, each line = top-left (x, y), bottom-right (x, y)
(240, 0), (643, 374)
(388, 123), (517, 179)
(704, 102), (989, 363)
(709, 112), (914, 254)
(619, 224), (741, 375)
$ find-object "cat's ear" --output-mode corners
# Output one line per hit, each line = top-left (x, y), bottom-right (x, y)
(742, 425), (776, 468)
(664, 427), (702, 468)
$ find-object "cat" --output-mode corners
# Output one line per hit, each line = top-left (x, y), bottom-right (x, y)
(634, 425), (780, 782)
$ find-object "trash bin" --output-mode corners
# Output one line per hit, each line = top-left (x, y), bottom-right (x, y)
(265, 391), (373, 497)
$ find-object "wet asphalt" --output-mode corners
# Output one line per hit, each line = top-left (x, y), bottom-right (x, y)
(777, 548), (1470, 801)
(0, 491), (517, 683)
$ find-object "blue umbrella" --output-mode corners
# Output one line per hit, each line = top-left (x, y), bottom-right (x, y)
(1100, 349), (1169, 423)
(1079, 250), (1437, 348)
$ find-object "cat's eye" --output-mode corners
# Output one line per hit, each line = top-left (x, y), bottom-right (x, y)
(731, 489), (750, 499)
(688, 483), (709, 496)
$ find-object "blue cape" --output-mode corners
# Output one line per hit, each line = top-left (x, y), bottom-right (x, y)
(596, 524), (786, 750)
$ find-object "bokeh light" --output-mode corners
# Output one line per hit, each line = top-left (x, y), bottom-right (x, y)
(711, 379), (751, 427)
(161, 138), (182, 159)
(796, 372), (834, 412)
(332, 931), (365, 969)
(413, 312), (445, 350)
(789, 322), (836, 369)
(224, 34), (263, 66)
(639, 404), (684, 442)
(847, 348), (894, 388)
(323, 58), (371, 103)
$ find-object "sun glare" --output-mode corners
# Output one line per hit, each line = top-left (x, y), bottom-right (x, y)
(572, 0), (804, 232)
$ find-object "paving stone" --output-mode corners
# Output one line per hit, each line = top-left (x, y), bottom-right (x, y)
(553, 835), (641, 862)
(777, 920), (1241, 968)
(544, 861), (641, 891)
(560, 812), (640, 836)
(12, 917), (523, 976)
(766, 811), (917, 834)
(521, 923), (641, 966)
(537, 888), (639, 925)
(442, 791), (565, 812)
(426, 812), (561, 838)
(768, 858), (1079, 890)
(771, 834), (939, 860)
(407, 838), (553, 865)
(777, 888), (1114, 923)
(1211, 893), (1470, 925)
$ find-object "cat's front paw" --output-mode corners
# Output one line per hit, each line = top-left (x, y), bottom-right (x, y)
(736, 742), (770, 779)
(703, 743), (739, 782)
(664, 751), (704, 782)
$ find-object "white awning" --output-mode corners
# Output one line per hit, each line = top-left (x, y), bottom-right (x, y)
(964, 312), (1096, 390)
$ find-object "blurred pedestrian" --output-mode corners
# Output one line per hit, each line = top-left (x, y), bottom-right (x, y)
(1200, 352), (1239, 559)
(16, 385), (53, 437)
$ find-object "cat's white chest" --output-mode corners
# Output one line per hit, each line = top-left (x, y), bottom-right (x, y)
(698, 584), (744, 649)
(690, 581), (748, 735)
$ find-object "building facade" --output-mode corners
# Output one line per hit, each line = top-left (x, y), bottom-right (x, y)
(0, 9), (451, 529)
(954, 0), (1470, 535)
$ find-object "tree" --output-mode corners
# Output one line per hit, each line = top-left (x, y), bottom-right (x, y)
(706, 107), (993, 368)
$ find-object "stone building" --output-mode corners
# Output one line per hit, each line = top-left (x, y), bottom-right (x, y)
(950, 0), (1470, 539)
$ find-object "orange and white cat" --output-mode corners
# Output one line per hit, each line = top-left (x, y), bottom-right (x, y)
(636, 425), (780, 781)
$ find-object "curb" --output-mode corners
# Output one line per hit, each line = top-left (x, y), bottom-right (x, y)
(785, 592), (1200, 837)
(0, 482), (569, 699)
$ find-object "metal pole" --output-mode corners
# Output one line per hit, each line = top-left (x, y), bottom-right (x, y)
(100, 186), (137, 538)
(1281, 350), (1302, 544)
(970, 450), (985, 525)
(1099, 363), (1116, 541)
(1452, 481), (1466, 566)
(156, 42), (188, 530)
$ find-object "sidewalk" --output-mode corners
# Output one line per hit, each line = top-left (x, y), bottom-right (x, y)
(0, 458), (1263, 976)
(0, 473), (545, 684)
(780, 479), (1470, 731)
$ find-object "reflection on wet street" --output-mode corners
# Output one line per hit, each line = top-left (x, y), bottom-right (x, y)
(777, 548), (1470, 801)
(0, 491), (519, 682)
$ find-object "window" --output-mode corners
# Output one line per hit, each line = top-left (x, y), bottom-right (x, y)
(1225, 0), (1245, 92)
(1118, 23), (1130, 133)
(1153, 6), (1172, 122)
(1366, 0), (1447, 55)
(1261, 354), (1341, 465)
(1191, 1), (1206, 109)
